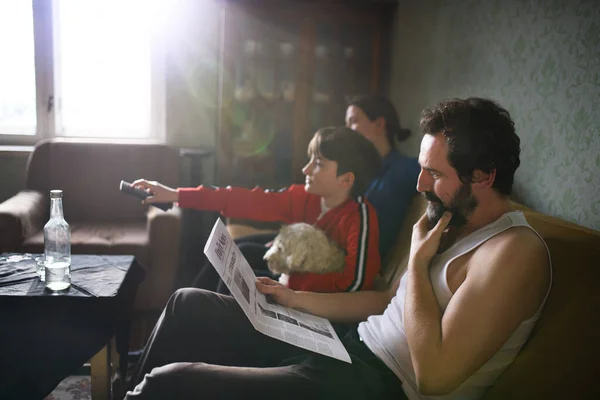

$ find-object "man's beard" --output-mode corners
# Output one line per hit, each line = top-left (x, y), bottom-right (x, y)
(424, 183), (478, 229)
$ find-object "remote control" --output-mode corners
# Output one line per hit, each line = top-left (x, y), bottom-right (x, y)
(119, 181), (173, 211)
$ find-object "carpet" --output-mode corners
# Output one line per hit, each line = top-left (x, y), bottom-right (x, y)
(42, 350), (140, 400)
(44, 376), (91, 400)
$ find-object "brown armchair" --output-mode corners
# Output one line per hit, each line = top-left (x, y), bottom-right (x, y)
(0, 139), (182, 316)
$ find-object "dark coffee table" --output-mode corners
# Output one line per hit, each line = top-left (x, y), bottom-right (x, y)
(0, 253), (145, 400)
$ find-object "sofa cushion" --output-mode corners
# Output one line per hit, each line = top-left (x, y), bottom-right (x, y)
(0, 191), (47, 252)
(523, 210), (599, 240)
(482, 237), (600, 399)
(22, 222), (150, 269)
(0, 190), (46, 237)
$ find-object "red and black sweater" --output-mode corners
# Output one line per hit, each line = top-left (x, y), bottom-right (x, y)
(178, 184), (381, 293)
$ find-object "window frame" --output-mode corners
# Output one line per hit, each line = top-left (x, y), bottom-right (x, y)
(0, 0), (165, 146)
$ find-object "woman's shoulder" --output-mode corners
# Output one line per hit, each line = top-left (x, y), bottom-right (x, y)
(387, 150), (418, 164)
(384, 151), (420, 175)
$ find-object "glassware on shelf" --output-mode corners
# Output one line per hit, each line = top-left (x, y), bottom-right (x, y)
(344, 46), (354, 59)
(342, 45), (359, 102)
(256, 39), (276, 101)
(313, 44), (331, 104)
(234, 39), (258, 102)
(279, 42), (296, 102)
(233, 109), (275, 159)
(341, 24), (374, 100)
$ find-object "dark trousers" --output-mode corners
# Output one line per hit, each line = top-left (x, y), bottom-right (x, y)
(125, 288), (406, 400)
(193, 233), (278, 293)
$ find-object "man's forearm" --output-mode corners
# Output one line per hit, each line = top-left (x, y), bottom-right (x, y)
(291, 289), (391, 323)
(404, 260), (444, 389)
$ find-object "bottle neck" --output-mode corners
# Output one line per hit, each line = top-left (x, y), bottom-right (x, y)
(50, 198), (64, 219)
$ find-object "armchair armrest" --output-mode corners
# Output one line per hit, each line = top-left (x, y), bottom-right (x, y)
(0, 190), (46, 253)
(144, 206), (183, 309)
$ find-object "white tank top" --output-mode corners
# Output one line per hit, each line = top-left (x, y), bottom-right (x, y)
(358, 211), (552, 400)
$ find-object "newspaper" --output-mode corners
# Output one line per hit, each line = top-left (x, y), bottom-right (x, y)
(203, 218), (352, 363)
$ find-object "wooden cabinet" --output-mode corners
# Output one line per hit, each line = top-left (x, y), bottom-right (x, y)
(217, 0), (396, 187)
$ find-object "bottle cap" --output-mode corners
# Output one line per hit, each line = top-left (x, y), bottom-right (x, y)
(50, 190), (63, 198)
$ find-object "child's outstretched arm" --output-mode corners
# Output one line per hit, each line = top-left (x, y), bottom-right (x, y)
(132, 179), (179, 203)
(177, 184), (310, 223)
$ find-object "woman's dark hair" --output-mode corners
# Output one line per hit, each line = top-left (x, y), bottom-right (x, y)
(308, 126), (382, 198)
(419, 97), (521, 196)
(348, 95), (411, 146)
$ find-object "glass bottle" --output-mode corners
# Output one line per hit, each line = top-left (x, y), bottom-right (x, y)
(44, 190), (71, 291)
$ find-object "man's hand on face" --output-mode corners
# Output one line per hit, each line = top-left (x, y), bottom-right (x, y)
(410, 211), (452, 267)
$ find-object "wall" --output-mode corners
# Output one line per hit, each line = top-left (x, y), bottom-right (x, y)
(3, 0), (599, 230)
(163, 0), (221, 185)
(388, 0), (600, 230)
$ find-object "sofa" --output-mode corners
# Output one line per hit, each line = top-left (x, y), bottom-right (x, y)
(227, 194), (600, 399)
(0, 139), (183, 322)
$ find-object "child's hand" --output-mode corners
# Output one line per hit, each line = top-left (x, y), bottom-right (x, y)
(256, 277), (295, 308)
(132, 179), (179, 203)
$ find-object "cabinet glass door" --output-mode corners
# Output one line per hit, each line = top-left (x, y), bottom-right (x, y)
(224, 9), (300, 187)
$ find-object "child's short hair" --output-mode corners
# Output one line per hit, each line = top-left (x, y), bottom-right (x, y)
(308, 126), (382, 198)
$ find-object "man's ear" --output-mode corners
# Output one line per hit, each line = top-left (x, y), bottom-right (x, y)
(472, 169), (496, 189)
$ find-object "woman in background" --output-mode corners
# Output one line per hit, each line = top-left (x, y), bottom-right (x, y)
(195, 95), (419, 291)
(346, 95), (420, 260)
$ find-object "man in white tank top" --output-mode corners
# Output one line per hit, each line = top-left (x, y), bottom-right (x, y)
(258, 98), (551, 399)
(125, 97), (551, 400)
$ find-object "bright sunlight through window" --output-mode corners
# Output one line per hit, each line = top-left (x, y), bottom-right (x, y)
(55, 0), (156, 139)
(0, 1), (37, 135)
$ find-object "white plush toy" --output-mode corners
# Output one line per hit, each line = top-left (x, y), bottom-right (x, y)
(263, 223), (346, 276)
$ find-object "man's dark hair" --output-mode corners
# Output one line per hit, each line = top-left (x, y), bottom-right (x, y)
(309, 126), (382, 198)
(348, 95), (412, 146)
(419, 97), (521, 195)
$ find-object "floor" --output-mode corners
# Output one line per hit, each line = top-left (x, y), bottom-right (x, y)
(44, 375), (91, 400)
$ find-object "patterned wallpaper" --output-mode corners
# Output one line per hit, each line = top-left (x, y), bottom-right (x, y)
(388, 0), (600, 231)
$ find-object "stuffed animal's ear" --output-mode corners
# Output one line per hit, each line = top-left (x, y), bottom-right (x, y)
(264, 242), (283, 260)
(263, 246), (275, 260)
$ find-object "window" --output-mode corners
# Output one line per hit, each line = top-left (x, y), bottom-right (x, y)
(0, 1), (37, 136)
(0, 0), (165, 144)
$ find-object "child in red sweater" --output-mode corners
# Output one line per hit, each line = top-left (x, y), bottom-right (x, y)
(133, 126), (382, 292)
